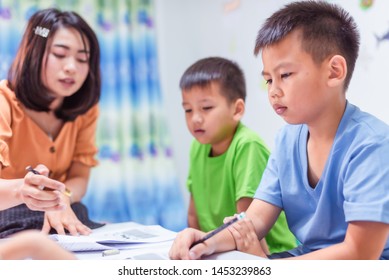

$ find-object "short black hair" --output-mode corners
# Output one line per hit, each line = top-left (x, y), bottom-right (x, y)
(179, 57), (246, 102)
(7, 8), (101, 121)
(254, 1), (360, 91)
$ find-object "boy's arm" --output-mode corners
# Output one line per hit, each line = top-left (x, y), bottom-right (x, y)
(292, 221), (389, 260)
(170, 198), (278, 260)
(233, 140), (269, 207)
(236, 197), (272, 253)
(228, 199), (280, 258)
(188, 195), (200, 229)
(236, 197), (252, 213)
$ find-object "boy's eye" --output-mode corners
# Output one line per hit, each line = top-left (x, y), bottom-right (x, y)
(184, 109), (192, 113)
(281, 72), (292, 79)
(265, 78), (272, 85)
(203, 106), (213, 111)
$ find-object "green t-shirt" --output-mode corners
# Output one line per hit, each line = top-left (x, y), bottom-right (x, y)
(187, 122), (296, 253)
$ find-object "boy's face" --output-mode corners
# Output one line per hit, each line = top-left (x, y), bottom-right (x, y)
(182, 82), (240, 155)
(261, 30), (331, 125)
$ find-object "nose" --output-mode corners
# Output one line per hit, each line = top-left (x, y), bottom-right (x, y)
(192, 112), (203, 124)
(63, 57), (77, 74)
(269, 85), (282, 98)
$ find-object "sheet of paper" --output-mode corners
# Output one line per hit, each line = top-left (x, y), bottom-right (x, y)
(90, 223), (177, 244)
(49, 235), (114, 252)
(75, 241), (173, 260)
(50, 222), (177, 253)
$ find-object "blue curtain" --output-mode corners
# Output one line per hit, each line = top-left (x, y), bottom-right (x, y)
(0, 0), (187, 232)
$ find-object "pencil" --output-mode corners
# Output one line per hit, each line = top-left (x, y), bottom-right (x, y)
(25, 166), (72, 197)
(189, 212), (246, 249)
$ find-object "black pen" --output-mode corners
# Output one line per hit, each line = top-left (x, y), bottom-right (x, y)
(189, 212), (246, 249)
(25, 166), (72, 197)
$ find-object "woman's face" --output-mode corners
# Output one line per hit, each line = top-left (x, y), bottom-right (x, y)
(41, 27), (90, 108)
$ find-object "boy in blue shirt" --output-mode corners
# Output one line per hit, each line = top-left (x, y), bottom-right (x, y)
(180, 57), (296, 254)
(170, 1), (389, 260)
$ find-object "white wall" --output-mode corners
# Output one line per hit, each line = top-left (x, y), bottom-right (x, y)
(155, 0), (389, 204)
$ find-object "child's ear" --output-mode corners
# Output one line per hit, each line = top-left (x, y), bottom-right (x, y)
(233, 98), (245, 120)
(327, 55), (347, 88)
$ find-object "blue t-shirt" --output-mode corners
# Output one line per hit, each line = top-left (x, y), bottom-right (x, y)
(255, 102), (389, 259)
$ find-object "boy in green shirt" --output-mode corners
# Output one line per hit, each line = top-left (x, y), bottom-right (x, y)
(180, 57), (295, 253)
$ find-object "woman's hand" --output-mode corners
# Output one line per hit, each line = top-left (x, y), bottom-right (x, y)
(20, 164), (66, 211)
(42, 194), (92, 236)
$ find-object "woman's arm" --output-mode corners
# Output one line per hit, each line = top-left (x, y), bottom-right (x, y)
(42, 161), (92, 236)
(62, 161), (91, 203)
(0, 165), (66, 211)
(0, 230), (76, 260)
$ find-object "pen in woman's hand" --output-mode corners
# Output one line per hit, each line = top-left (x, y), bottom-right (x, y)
(25, 166), (72, 197)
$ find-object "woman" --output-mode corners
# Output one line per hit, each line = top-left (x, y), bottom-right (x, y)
(0, 8), (102, 237)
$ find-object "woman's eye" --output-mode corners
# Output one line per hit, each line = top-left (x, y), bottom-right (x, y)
(265, 79), (272, 85)
(53, 53), (65, 58)
(184, 109), (192, 113)
(77, 58), (88, 63)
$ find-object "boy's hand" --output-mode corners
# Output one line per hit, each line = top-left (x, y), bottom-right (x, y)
(228, 217), (268, 258)
(169, 228), (214, 260)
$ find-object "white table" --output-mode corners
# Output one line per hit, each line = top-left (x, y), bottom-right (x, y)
(74, 222), (265, 260)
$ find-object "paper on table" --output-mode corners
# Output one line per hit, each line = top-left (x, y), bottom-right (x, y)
(75, 241), (173, 260)
(50, 222), (177, 252)
(49, 235), (114, 252)
(91, 224), (177, 244)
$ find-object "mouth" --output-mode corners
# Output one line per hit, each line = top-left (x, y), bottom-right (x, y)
(193, 129), (205, 135)
(273, 104), (287, 115)
(59, 78), (75, 86)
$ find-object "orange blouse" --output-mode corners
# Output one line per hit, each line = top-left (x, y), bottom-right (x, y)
(0, 80), (99, 183)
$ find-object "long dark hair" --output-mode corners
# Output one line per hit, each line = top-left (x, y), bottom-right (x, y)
(8, 8), (101, 121)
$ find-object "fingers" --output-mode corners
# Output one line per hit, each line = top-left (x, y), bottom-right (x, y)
(22, 172), (67, 211)
(227, 218), (268, 257)
(22, 193), (65, 211)
(21, 187), (66, 211)
(169, 229), (193, 260)
(223, 216), (234, 223)
(230, 218), (256, 242)
(24, 172), (65, 192)
(223, 213), (242, 224)
(41, 217), (51, 234)
(66, 222), (91, 236)
(34, 164), (50, 177)
(188, 241), (211, 260)
(50, 219), (66, 235)
(169, 228), (210, 260)
(44, 211), (92, 236)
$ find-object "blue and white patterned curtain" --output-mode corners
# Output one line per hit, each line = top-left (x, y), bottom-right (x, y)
(0, 0), (187, 231)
